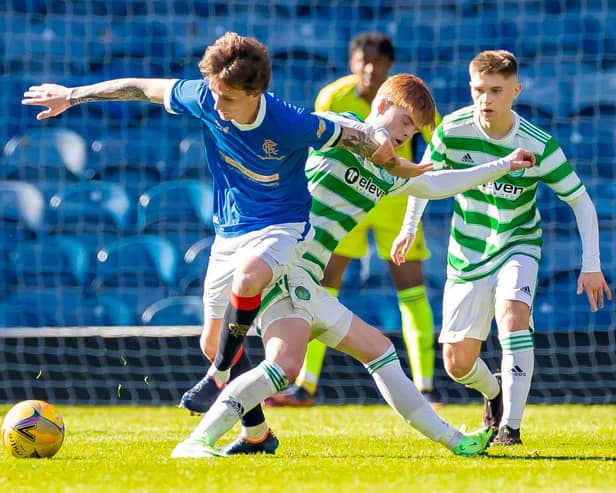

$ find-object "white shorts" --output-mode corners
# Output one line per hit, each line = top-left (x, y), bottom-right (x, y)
(202, 222), (313, 319)
(439, 254), (538, 344)
(256, 267), (353, 348)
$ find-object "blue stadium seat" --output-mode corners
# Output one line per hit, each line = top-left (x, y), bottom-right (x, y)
(418, 64), (471, 113)
(46, 181), (134, 250)
(539, 228), (583, 288)
(421, 215), (450, 289)
(272, 48), (332, 83)
(583, 177), (616, 227)
(49, 0), (155, 16)
(1, 128), (89, 188)
(597, 229), (615, 286)
(515, 78), (565, 124)
(570, 71), (616, 117)
(0, 180), (46, 243)
(174, 132), (211, 181)
(3, 0), (51, 15)
(539, 13), (606, 61)
(141, 295), (203, 326)
(534, 281), (614, 332)
(265, 17), (343, 59)
(172, 14), (248, 60)
(554, 117), (616, 179)
(137, 180), (214, 252)
(87, 131), (170, 199)
(6, 236), (90, 288)
(177, 236), (214, 295)
(1, 15), (99, 74)
(271, 46), (337, 107)
(91, 235), (179, 289)
(99, 17), (175, 62)
(0, 288), (135, 327)
(339, 288), (401, 330)
(89, 235), (179, 321)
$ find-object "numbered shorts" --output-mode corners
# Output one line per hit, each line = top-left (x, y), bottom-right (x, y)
(202, 222), (313, 319)
(333, 194), (430, 261)
(256, 267), (353, 348)
(438, 254), (538, 344)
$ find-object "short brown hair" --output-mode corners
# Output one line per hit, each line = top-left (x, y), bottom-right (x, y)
(199, 32), (271, 95)
(376, 74), (436, 130)
(470, 50), (518, 78)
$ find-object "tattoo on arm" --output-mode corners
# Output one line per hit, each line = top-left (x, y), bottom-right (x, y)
(338, 127), (396, 167)
(338, 129), (377, 156)
(69, 79), (150, 106)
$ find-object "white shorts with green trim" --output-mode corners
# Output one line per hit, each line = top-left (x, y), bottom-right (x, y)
(439, 254), (538, 344)
(256, 267), (352, 348)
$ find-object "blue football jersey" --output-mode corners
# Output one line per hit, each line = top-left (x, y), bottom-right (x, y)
(165, 79), (341, 237)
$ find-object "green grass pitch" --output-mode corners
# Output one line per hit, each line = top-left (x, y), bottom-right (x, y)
(1, 404), (615, 493)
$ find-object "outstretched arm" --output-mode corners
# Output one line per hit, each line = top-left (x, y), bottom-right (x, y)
(404, 148), (535, 199)
(22, 78), (174, 120)
(565, 191), (612, 312)
(316, 111), (398, 167)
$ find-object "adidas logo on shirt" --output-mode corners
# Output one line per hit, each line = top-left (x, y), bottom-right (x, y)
(461, 153), (474, 163)
(520, 286), (532, 296)
(509, 365), (526, 377)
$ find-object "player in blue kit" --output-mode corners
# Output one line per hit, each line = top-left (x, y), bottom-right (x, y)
(22, 32), (410, 451)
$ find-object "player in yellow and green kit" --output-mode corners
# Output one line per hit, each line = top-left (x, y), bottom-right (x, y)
(267, 32), (442, 406)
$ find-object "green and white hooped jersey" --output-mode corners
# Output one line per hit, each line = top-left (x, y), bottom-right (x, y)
(258, 113), (415, 317)
(432, 105), (585, 282)
(298, 113), (415, 281)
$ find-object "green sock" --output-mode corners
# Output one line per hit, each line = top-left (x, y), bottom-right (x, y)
(398, 285), (435, 392)
(295, 286), (338, 395)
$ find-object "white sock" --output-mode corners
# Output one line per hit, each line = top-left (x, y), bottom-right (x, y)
(366, 345), (460, 448)
(499, 330), (534, 430)
(453, 358), (500, 400)
(191, 361), (287, 445)
(241, 422), (269, 441)
(206, 365), (231, 386)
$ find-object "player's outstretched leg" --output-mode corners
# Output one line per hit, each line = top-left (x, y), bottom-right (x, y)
(364, 346), (493, 456)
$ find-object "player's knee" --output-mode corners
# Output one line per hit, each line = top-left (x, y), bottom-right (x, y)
(232, 258), (273, 296)
(443, 348), (475, 379)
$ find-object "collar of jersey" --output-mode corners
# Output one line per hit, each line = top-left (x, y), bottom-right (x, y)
(231, 94), (266, 131)
(472, 108), (520, 144)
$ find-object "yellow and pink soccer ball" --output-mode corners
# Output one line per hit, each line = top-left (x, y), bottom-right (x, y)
(2, 400), (65, 458)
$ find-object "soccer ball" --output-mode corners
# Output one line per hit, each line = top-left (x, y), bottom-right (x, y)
(2, 400), (65, 458)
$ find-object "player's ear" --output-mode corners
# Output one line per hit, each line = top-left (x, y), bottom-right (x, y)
(513, 82), (522, 100)
(376, 98), (389, 115)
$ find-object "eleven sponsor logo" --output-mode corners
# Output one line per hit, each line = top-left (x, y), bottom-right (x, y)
(344, 167), (386, 200)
